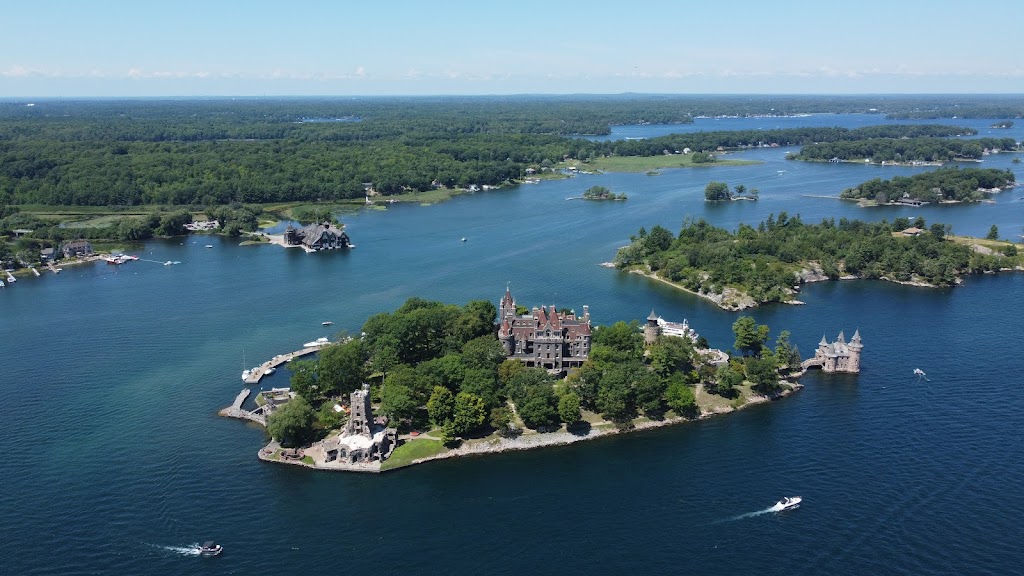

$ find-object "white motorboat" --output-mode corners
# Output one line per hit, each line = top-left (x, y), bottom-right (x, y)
(198, 541), (222, 556)
(241, 369), (251, 381)
(774, 496), (801, 511)
(265, 367), (276, 375)
(322, 321), (333, 326)
(303, 337), (330, 348)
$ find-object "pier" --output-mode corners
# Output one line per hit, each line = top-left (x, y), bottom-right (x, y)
(243, 342), (329, 384)
(218, 388), (267, 426)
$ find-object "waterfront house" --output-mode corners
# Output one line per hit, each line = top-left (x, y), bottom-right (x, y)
(61, 239), (94, 258)
(40, 247), (55, 262)
(284, 222), (351, 251)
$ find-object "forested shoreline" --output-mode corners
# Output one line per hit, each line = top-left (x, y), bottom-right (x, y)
(1, 95), (1015, 208)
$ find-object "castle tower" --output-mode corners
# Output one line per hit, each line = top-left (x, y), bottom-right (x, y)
(500, 285), (516, 321)
(847, 329), (863, 373)
(644, 310), (660, 345)
(346, 383), (373, 438)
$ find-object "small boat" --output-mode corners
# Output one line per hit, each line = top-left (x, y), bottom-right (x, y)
(303, 337), (330, 348)
(241, 369), (251, 381)
(775, 496), (801, 511)
(205, 244), (213, 248)
(461, 237), (467, 242)
(198, 541), (222, 556)
(322, 321), (334, 326)
(164, 261), (173, 266)
(0, 280), (5, 287)
(265, 367), (276, 375)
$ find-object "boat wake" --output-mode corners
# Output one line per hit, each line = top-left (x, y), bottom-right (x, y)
(716, 505), (779, 523)
(152, 543), (202, 556)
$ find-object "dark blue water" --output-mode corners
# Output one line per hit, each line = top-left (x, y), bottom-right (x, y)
(2, 116), (1023, 575)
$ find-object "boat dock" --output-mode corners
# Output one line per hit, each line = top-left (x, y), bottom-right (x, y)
(218, 388), (267, 426)
(243, 343), (328, 384)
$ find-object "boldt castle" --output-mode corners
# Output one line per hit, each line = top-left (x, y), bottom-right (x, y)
(497, 288), (591, 374)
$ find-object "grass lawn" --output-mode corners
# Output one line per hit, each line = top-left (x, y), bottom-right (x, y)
(566, 154), (760, 173)
(947, 235), (1018, 251)
(300, 456), (314, 465)
(380, 438), (447, 471)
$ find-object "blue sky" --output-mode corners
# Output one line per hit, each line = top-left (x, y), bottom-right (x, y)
(2, 0), (1022, 96)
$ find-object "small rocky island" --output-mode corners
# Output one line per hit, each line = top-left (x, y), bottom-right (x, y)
(580, 185), (627, 201)
(222, 289), (834, 473)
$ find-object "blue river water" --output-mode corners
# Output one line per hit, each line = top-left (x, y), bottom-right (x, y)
(1, 114), (1023, 575)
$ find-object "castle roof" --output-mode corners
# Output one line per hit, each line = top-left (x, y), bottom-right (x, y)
(648, 309), (659, 321)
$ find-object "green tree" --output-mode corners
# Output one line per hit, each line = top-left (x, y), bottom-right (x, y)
(773, 330), (802, 372)
(591, 321), (644, 364)
(266, 396), (316, 448)
(708, 364), (742, 397)
(745, 356), (782, 395)
(426, 386), (455, 427)
(732, 316), (770, 357)
(648, 335), (695, 378)
(379, 383), (418, 424)
(489, 406), (513, 434)
(452, 392), (487, 435)
(461, 336), (506, 372)
(665, 376), (697, 417)
(595, 365), (637, 423)
(704, 181), (731, 201)
(634, 370), (667, 415)
(516, 385), (560, 430)
(317, 338), (367, 397)
(557, 389), (582, 424)
(987, 225), (999, 240)
(288, 359), (321, 402)
(316, 401), (346, 432)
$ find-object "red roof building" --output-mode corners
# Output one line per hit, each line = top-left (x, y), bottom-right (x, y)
(497, 287), (591, 374)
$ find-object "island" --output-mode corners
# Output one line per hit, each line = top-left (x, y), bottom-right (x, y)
(579, 185), (627, 201)
(704, 181), (758, 202)
(839, 167), (1016, 205)
(613, 216), (1023, 310)
(222, 290), (836, 472)
(789, 136), (1019, 165)
(991, 120), (1014, 129)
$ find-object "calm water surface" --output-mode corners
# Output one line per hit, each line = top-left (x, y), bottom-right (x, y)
(2, 115), (1023, 575)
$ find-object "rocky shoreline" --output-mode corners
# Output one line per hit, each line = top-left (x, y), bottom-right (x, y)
(392, 382), (804, 470)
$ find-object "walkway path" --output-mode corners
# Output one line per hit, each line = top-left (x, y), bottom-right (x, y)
(244, 344), (325, 384)
(218, 388), (267, 426)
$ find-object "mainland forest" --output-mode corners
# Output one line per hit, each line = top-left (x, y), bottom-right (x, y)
(1, 95), (1018, 208)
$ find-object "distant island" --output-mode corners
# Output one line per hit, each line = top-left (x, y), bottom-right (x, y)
(225, 292), (824, 472)
(613, 216), (1023, 310)
(704, 181), (758, 202)
(839, 167), (1016, 205)
(991, 120), (1014, 129)
(789, 136), (1019, 165)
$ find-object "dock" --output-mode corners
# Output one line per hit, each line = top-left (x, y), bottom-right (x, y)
(243, 343), (329, 385)
(218, 388), (267, 426)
